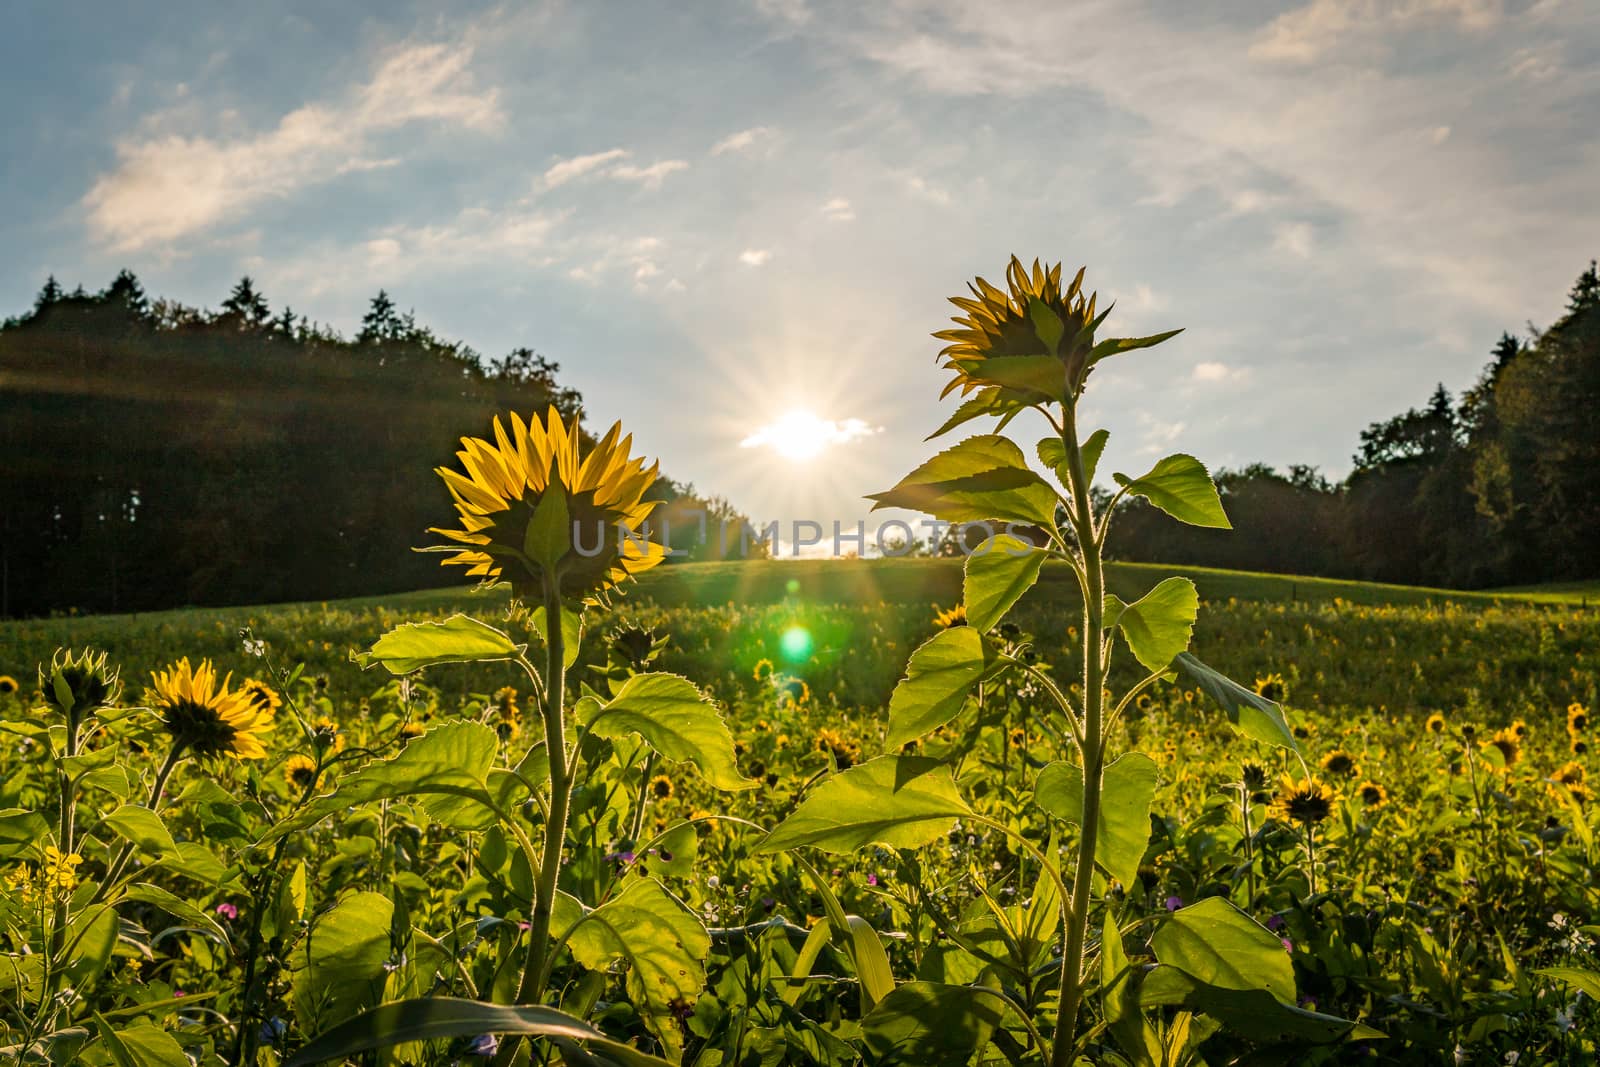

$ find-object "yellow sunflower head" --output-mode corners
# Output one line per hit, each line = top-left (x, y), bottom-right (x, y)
(149, 658), (273, 760)
(1568, 702), (1589, 734)
(1484, 728), (1521, 770)
(240, 678), (282, 715)
(1425, 712), (1447, 735)
(933, 256), (1182, 409)
(284, 754), (322, 791)
(933, 603), (968, 629)
(310, 716), (346, 754)
(1254, 673), (1288, 703)
(1274, 774), (1334, 826)
(649, 773), (675, 801)
(0, 674), (18, 696)
(429, 407), (665, 601)
(1358, 780), (1388, 808)
(1320, 749), (1359, 778)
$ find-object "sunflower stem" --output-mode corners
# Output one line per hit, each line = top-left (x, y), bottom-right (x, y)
(1052, 398), (1106, 1067)
(94, 744), (184, 904)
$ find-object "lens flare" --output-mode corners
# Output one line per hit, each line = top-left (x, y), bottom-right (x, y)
(779, 626), (814, 663)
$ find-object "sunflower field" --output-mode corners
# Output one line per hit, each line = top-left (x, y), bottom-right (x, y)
(2, 258), (1598, 1066)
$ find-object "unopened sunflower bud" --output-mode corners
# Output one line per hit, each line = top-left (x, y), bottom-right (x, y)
(39, 647), (121, 727)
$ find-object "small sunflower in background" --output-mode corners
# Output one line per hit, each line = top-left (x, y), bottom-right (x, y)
(1358, 781), (1389, 808)
(1551, 761), (1586, 786)
(398, 721), (426, 743)
(492, 686), (519, 719)
(649, 774), (674, 801)
(1484, 727), (1521, 770)
(1424, 712), (1447, 736)
(752, 658), (774, 683)
(1254, 672), (1288, 703)
(1509, 719), (1529, 741)
(0, 674), (19, 696)
(1274, 775), (1334, 826)
(284, 755), (322, 792)
(310, 716), (346, 754)
(933, 603), (968, 629)
(428, 407), (665, 601)
(150, 658), (273, 760)
(1007, 727), (1028, 750)
(1241, 762), (1271, 799)
(814, 728), (860, 770)
(1320, 749), (1359, 778)
(239, 678), (281, 715)
(1568, 701), (1589, 736)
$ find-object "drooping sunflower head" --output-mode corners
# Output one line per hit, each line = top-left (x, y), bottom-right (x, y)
(429, 407), (665, 601)
(934, 257), (1181, 408)
(492, 686), (519, 719)
(1274, 775), (1334, 826)
(1241, 762), (1271, 797)
(934, 603), (968, 629)
(149, 658), (273, 760)
(1484, 727), (1521, 770)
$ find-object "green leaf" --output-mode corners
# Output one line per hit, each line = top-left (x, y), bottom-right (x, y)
(0, 809), (50, 861)
(526, 484), (572, 570)
(568, 877), (709, 1059)
(978, 354), (1066, 402)
(1035, 753), (1159, 888)
(352, 614), (523, 675)
(1172, 653), (1298, 752)
(792, 854), (896, 1010)
(291, 890), (394, 1031)
(278, 862), (309, 934)
(757, 756), (971, 854)
(868, 435), (1059, 527)
(585, 673), (754, 791)
(1537, 966), (1600, 999)
(928, 389), (1017, 440)
(964, 535), (1047, 632)
(1152, 896), (1293, 1003)
(1081, 429), (1109, 488)
(283, 998), (672, 1067)
(1140, 967), (1381, 1044)
(263, 720), (504, 840)
(1113, 454), (1230, 529)
(1028, 296), (1064, 352)
(860, 982), (1009, 1066)
(93, 1017), (188, 1067)
(100, 805), (178, 859)
(529, 605), (583, 671)
(1103, 914), (1160, 1067)
(1089, 329), (1184, 366)
(1104, 577), (1199, 673)
(121, 883), (230, 944)
(884, 628), (988, 749)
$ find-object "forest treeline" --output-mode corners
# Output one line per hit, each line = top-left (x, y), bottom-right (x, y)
(0, 273), (751, 617)
(1111, 260), (1600, 589)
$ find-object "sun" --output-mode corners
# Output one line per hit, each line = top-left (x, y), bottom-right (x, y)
(740, 410), (878, 462)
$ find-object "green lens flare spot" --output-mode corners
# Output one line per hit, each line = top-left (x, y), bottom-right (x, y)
(779, 626), (813, 663)
(785, 578), (801, 596)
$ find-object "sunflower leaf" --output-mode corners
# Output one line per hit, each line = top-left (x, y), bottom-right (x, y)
(869, 435), (1059, 527)
(757, 756), (971, 854)
(964, 535), (1047, 632)
(1089, 329), (1184, 365)
(1035, 753), (1159, 888)
(1172, 653), (1298, 752)
(1103, 577), (1199, 674)
(585, 673), (754, 790)
(352, 614), (523, 675)
(885, 627), (988, 749)
(1113, 454), (1230, 529)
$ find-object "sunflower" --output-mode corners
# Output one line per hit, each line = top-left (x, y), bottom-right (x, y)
(752, 658), (774, 683)
(1007, 726), (1028, 749)
(1484, 728), (1521, 769)
(1565, 782), (1593, 807)
(492, 686), (519, 719)
(1424, 712), (1447, 735)
(284, 754), (322, 791)
(1568, 702), (1589, 735)
(1240, 762), (1270, 797)
(1510, 719), (1529, 740)
(933, 257), (1180, 405)
(1320, 749), (1359, 778)
(1552, 761), (1586, 786)
(814, 728), (861, 770)
(240, 678), (281, 715)
(0, 675), (18, 695)
(1254, 673), (1288, 703)
(1358, 781), (1388, 808)
(149, 658), (273, 760)
(428, 407), (665, 601)
(398, 721), (426, 742)
(649, 774), (674, 801)
(1274, 775), (1334, 826)
(310, 716), (346, 754)
(41, 648), (121, 722)
(934, 603), (968, 629)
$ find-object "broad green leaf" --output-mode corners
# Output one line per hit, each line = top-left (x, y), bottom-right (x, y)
(352, 614), (523, 675)
(1172, 653), (1298, 752)
(793, 853), (896, 1009)
(65, 904), (118, 985)
(1113, 454), (1230, 529)
(1081, 428), (1109, 488)
(93, 1018), (188, 1067)
(585, 673), (754, 791)
(1104, 577), (1199, 674)
(263, 720), (503, 840)
(757, 756), (971, 854)
(0, 809), (50, 860)
(100, 805), (178, 859)
(282, 997), (672, 1067)
(1152, 896), (1293, 1002)
(278, 862), (308, 934)
(291, 890), (394, 1031)
(1038, 428), (1108, 491)
(529, 605), (583, 671)
(1089, 329), (1184, 366)
(567, 877), (709, 1058)
(884, 627), (987, 749)
(121, 883), (229, 943)
(868, 435), (1059, 527)
(975, 354), (1065, 402)
(860, 982), (1008, 1066)
(964, 535), (1047, 632)
(173, 779), (251, 842)
(929, 389), (1018, 440)
(1103, 913), (1160, 1067)
(1035, 753), (1159, 888)
(525, 484), (571, 569)
(1537, 967), (1600, 999)
(1140, 967), (1382, 1044)
(1029, 296), (1064, 352)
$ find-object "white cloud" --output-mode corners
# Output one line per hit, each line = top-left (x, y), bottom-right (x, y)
(1193, 361), (1249, 383)
(607, 159), (689, 188)
(820, 197), (855, 221)
(739, 248), (772, 266)
(1273, 222), (1315, 259)
(740, 412), (881, 458)
(710, 126), (774, 155)
(543, 148), (628, 187)
(82, 41), (502, 250)
(1431, 125), (1452, 144)
(906, 175), (950, 205)
(1250, 0), (1502, 64)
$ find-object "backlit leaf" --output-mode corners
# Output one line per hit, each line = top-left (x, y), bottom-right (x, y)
(1035, 753), (1159, 888)
(964, 535), (1047, 632)
(1104, 577), (1199, 674)
(1113, 454), (1230, 529)
(1172, 653), (1298, 752)
(885, 627), (988, 749)
(861, 981), (1009, 1066)
(757, 756), (971, 854)
(585, 673), (753, 791)
(352, 614), (523, 675)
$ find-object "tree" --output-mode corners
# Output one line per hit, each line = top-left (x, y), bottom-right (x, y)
(218, 277), (271, 330)
(100, 269), (150, 320)
(358, 290), (404, 344)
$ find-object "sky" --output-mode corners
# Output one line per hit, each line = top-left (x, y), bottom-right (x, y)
(5, 0), (1598, 552)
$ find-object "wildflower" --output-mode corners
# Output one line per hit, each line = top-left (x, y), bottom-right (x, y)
(42, 846), (83, 893)
(1320, 749), (1359, 778)
(1568, 701), (1589, 734)
(1425, 712), (1447, 735)
(814, 728), (860, 770)
(239, 678), (282, 715)
(1254, 672), (1287, 703)
(1484, 727), (1521, 769)
(40, 648), (121, 724)
(1007, 727), (1027, 749)
(1274, 775), (1334, 826)
(427, 407), (665, 600)
(1552, 761), (1585, 786)
(0, 675), (18, 695)
(752, 658), (774, 682)
(466, 1034), (498, 1058)
(215, 902), (239, 921)
(149, 658), (273, 760)
(934, 603), (968, 629)
(284, 754), (321, 791)
(649, 774), (674, 801)
(1164, 895), (1183, 912)
(932, 256), (1174, 402)
(1358, 781), (1388, 808)
(1509, 719), (1529, 740)
(310, 716), (346, 754)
